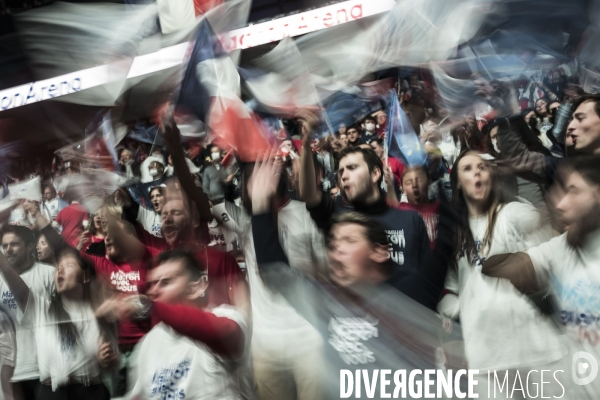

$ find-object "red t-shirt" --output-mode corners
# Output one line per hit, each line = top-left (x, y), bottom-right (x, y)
(86, 247), (159, 345)
(398, 201), (439, 249)
(133, 222), (243, 308)
(387, 156), (406, 189)
(194, 248), (244, 308)
(79, 234), (104, 252)
(55, 203), (88, 248)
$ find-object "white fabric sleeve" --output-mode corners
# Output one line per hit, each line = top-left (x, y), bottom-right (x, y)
(438, 268), (460, 319)
(503, 201), (553, 249)
(526, 234), (564, 287)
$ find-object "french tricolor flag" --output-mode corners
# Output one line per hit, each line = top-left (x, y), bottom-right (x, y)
(177, 21), (274, 161)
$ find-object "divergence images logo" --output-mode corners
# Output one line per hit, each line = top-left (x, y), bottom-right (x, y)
(572, 352), (599, 386)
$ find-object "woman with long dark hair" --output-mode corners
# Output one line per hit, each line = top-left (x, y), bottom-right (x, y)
(77, 211), (106, 253)
(37, 234), (56, 266)
(438, 151), (566, 399)
(0, 244), (117, 399)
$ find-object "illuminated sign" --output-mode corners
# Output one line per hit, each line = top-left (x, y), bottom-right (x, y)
(0, 0), (395, 112)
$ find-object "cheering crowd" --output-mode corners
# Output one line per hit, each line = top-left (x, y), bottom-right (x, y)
(2, 14), (600, 399)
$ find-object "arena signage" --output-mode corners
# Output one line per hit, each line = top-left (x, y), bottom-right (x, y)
(0, 0), (395, 112)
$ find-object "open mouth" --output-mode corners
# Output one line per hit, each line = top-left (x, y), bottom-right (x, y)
(475, 181), (483, 190)
(56, 276), (65, 286)
(162, 225), (177, 239)
(330, 261), (346, 277)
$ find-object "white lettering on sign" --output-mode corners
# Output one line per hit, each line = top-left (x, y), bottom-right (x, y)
(220, 0), (395, 51)
(0, 65), (109, 111)
(0, 0), (394, 112)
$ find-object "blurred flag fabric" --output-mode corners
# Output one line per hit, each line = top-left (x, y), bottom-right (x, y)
(385, 91), (426, 167)
(16, 2), (156, 106)
(582, 68), (600, 94)
(321, 90), (375, 135)
(9, 177), (42, 203)
(128, 123), (163, 146)
(66, 171), (126, 214)
(157, 0), (222, 34)
(177, 20), (273, 161)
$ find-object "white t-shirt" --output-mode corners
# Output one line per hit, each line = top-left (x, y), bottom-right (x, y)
(137, 206), (162, 238)
(0, 307), (16, 367)
(443, 201), (566, 370)
(528, 230), (600, 399)
(21, 292), (102, 391)
(0, 262), (54, 381)
(437, 133), (460, 168)
(216, 200), (325, 356)
(129, 305), (250, 400)
(41, 198), (61, 222)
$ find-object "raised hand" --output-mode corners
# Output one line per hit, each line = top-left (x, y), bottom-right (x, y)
(250, 151), (282, 215)
(295, 108), (320, 146)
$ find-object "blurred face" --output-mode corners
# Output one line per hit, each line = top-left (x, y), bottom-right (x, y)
(147, 260), (192, 304)
(104, 220), (131, 261)
(43, 188), (54, 202)
(210, 146), (221, 161)
(338, 153), (379, 203)
(37, 235), (53, 262)
(535, 99), (549, 117)
(149, 188), (165, 213)
(93, 213), (102, 230)
(55, 254), (84, 294)
(474, 77), (493, 98)
(555, 171), (600, 247)
(456, 154), (492, 205)
(402, 169), (429, 205)
(327, 223), (383, 287)
(564, 89), (580, 103)
(161, 200), (191, 246)
(338, 124), (347, 135)
(347, 128), (360, 144)
(376, 114), (386, 125)
(330, 187), (339, 199)
(369, 141), (384, 159)
(149, 161), (164, 178)
(121, 150), (132, 162)
(104, 230), (119, 260)
(2, 234), (31, 268)
(567, 101), (600, 154)
(280, 140), (293, 153)
(339, 134), (348, 148)
(490, 125), (500, 153)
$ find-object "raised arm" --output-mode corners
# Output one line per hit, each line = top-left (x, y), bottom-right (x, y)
(250, 153), (322, 326)
(297, 110), (321, 208)
(160, 114), (212, 222)
(152, 301), (244, 358)
(496, 116), (556, 184)
(481, 252), (540, 295)
(103, 209), (146, 262)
